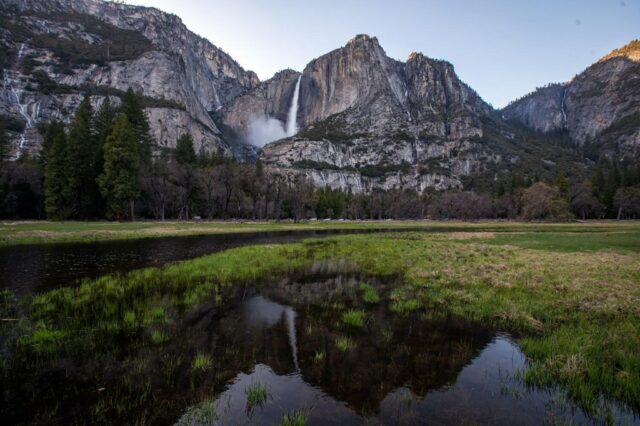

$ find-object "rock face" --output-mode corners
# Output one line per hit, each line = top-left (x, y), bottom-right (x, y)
(503, 40), (640, 160)
(215, 69), (301, 150)
(222, 35), (579, 192)
(0, 0), (258, 158)
(3, 0), (634, 193)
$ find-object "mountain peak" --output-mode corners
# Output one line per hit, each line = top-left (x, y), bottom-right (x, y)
(347, 34), (379, 45)
(407, 51), (424, 61)
(599, 39), (640, 63)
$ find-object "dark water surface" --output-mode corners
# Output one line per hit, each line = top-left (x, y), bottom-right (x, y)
(172, 261), (638, 425)
(3, 260), (637, 425)
(0, 228), (424, 294)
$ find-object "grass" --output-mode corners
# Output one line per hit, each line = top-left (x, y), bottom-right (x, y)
(175, 401), (216, 425)
(2, 219), (639, 247)
(281, 409), (309, 426)
(0, 219), (443, 246)
(2, 221), (640, 421)
(359, 283), (380, 304)
(192, 352), (213, 372)
(245, 382), (269, 412)
(335, 336), (354, 352)
(342, 309), (366, 328)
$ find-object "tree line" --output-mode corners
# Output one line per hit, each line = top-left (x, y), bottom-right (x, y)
(1, 91), (639, 221)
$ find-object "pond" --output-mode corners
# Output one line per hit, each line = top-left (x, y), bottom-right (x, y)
(3, 259), (636, 425)
(0, 228), (432, 294)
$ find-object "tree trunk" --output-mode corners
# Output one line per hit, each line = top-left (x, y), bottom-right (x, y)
(617, 207), (623, 220)
(130, 200), (135, 221)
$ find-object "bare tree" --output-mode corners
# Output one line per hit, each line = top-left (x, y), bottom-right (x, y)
(614, 186), (640, 219)
(521, 182), (573, 221)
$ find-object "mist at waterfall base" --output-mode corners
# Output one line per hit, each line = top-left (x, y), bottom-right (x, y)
(245, 116), (289, 147)
(245, 75), (302, 148)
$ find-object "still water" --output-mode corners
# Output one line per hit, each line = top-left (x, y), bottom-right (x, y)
(0, 228), (424, 293)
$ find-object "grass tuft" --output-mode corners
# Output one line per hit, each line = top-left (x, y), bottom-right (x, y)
(281, 408), (309, 426)
(359, 283), (380, 304)
(341, 309), (366, 328)
(335, 336), (353, 352)
(245, 382), (268, 412)
(191, 352), (213, 372)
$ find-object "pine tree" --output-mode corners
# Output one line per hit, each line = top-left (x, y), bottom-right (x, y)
(554, 173), (568, 195)
(98, 114), (140, 220)
(65, 97), (96, 218)
(121, 88), (152, 162)
(44, 128), (69, 219)
(175, 133), (196, 164)
(94, 97), (117, 144)
(92, 98), (117, 217)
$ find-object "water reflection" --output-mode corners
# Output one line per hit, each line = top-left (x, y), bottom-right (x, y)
(4, 259), (638, 425)
(244, 296), (299, 371)
(177, 267), (638, 425)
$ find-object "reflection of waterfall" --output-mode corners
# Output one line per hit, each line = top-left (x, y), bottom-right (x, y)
(285, 75), (302, 137)
(285, 307), (299, 371)
(243, 295), (299, 371)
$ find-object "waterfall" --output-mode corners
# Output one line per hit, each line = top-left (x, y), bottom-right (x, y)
(560, 87), (568, 126)
(3, 44), (33, 158)
(285, 75), (302, 137)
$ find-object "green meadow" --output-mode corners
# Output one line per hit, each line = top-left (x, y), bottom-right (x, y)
(1, 221), (639, 423)
(2, 219), (639, 246)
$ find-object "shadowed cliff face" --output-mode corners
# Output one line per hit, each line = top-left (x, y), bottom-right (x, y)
(503, 40), (640, 160)
(0, 0), (258, 157)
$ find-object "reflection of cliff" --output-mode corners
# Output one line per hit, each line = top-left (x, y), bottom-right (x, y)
(295, 310), (493, 413)
(262, 259), (361, 306)
(211, 276), (493, 415)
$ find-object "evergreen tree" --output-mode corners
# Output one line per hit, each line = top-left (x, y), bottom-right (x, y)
(44, 128), (69, 219)
(94, 97), (117, 144)
(0, 118), (9, 166)
(92, 98), (117, 217)
(174, 134), (197, 164)
(554, 173), (568, 195)
(65, 97), (96, 218)
(98, 114), (140, 220)
(121, 88), (152, 162)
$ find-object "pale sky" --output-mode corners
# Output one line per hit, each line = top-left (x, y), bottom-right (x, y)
(122, 0), (639, 108)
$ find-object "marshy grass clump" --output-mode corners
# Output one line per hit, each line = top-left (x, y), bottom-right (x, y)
(150, 330), (169, 344)
(17, 322), (67, 354)
(341, 309), (366, 328)
(281, 408), (309, 426)
(335, 336), (354, 352)
(359, 283), (380, 304)
(245, 382), (269, 412)
(175, 400), (216, 425)
(389, 298), (420, 314)
(191, 352), (213, 372)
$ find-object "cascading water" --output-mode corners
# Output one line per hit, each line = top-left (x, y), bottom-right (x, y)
(3, 44), (34, 158)
(285, 75), (302, 137)
(560, 87), (568, 126)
